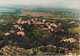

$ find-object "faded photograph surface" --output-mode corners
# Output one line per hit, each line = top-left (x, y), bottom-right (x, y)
(0, 0), (80, 55)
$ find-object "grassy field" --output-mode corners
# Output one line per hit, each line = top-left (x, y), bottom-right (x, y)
(68, 27), (80, 34)
(0, 9), (15, 12)
(19, 11), (53, 17)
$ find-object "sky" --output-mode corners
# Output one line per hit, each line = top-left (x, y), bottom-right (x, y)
(0, 0), (80, 9)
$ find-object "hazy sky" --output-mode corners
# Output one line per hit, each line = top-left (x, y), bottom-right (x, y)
(0, 0), (80, 9)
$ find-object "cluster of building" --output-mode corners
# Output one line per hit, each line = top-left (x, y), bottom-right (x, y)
(16, 17), (61, 31)
(4, 17), (59, 36)
(61, 38), (76, 43)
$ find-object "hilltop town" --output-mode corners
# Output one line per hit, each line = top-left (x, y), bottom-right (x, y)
(0, 6), (79, 55)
